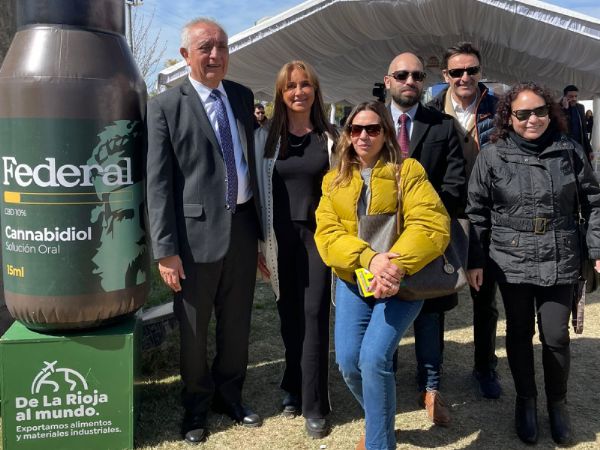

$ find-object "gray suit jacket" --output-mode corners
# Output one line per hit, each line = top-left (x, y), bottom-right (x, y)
(146, 78), (260, 263)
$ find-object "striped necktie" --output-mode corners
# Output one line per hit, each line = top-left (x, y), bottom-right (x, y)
(397, 114), (410, 160)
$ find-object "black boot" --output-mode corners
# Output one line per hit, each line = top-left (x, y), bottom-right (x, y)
(515, 396), (538, 444)
(548, 399), (573, 446)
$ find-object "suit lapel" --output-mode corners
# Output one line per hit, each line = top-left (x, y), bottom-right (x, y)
(181, 79), (220, 152)
(224, 81), (249, 161)
(410, 104), (430, 155)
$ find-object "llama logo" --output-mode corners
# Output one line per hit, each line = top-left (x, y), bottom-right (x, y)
(30, 361), (88, 394)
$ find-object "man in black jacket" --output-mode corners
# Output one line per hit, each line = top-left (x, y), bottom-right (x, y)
(561, 85), (593, 161)
(427, 42), (502, 400)
(385, 52), (467, 426)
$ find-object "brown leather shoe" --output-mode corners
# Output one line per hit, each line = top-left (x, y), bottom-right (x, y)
(419, 390), (450, 426)
(355, 434), (366, 450)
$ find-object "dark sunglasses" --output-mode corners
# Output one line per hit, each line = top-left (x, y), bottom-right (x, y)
(389, 70), (427, 82)
(447, 66), (481, 78)
(511, 105), (549, 121)
(348, 123), (382, 137)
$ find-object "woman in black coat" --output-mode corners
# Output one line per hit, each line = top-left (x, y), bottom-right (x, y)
(466, 82), (600, 446)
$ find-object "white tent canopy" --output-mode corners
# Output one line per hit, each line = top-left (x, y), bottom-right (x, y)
(157, 0), (600, 104)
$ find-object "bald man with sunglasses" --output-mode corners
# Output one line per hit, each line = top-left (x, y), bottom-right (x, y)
(428, 42), (502, 402)
(385, 51), (467, 427)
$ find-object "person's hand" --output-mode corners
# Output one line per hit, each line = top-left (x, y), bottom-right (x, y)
(369, 252), (403, 284)
(369, 277), (400, 299)
(368, 252), (404, 298)
(467, 268), (483, 291)
(257, 253), (270, 280)
(595, 260), (600, 273)
(158, 255), (185, 292)
(561, 96), (569, 109)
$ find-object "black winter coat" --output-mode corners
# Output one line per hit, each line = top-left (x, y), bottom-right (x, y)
(466, 134), (600, 285)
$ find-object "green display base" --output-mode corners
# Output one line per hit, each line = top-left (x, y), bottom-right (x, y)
(1, 318), (140, 450)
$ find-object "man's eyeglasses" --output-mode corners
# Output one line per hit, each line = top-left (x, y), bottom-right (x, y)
(388, 71), (427, 82)
(446, 66), (481, 78)
(511, 106), (549, 121)
(348, 124), (382, 137)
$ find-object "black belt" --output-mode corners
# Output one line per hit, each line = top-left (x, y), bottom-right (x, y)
(233, 198), (253, 213)
(491, 212), (576, 234)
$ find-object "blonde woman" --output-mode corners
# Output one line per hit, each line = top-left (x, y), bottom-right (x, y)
(314, 101), (450, 449)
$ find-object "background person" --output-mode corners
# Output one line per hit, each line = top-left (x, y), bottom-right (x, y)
(585, 109), (593, 143)
(427, 41), (501, 400)
(315, 101), (450, 450)
(255, 103), (269, 127)
(255, 60), (337, 439)
(561, 84), (593, 161)
(467, 82), (600, 446)
(146, 18), (262, 444)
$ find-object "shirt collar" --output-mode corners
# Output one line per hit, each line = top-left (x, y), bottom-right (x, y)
(391, 101), (419, 124)
(450, 90), (478, 114)
(188, 76), (227, 103)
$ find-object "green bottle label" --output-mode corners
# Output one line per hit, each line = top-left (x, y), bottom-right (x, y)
(0, 119), (148, 296)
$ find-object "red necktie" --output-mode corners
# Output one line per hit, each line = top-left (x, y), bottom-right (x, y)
(397, 114), (410, 160)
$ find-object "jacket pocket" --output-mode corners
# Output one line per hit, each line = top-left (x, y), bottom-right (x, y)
(491, 229), (519, 247)
(183, 204), (204, 218)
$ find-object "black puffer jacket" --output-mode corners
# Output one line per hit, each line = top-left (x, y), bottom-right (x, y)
(467, 134), (600, 286)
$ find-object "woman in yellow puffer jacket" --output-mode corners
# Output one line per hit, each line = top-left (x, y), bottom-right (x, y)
(315, 101), (449, 450)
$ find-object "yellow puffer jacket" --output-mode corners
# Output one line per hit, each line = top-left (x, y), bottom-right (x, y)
(315, 158), (450, 283)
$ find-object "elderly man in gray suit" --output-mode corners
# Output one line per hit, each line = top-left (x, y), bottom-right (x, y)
(146, 18), (262, 444)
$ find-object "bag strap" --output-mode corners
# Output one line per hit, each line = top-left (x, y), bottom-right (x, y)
(564, 148), (588, 273)
(394, 163), (402, 235)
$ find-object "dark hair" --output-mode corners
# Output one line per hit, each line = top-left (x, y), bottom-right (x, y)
(441, 42), (481, 69)
(490, 81), (567, 142)
(563, 85), (578, 95)
(254, 103), (264, 110)
(265, 60), (337, 158)
(330, 101), (400, 189)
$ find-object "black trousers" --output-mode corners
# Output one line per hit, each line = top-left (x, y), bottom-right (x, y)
(470, 261), (499, 372)
(276, 220), (331, 419)
(498, 282), (573, 401)
(174, 206), (259, 415)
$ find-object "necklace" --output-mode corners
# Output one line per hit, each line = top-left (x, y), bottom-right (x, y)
(288, 132), (310, 148)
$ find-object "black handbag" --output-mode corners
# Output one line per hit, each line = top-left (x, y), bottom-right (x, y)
(566, 148), (598, 334)
(357, 167), (469, 301)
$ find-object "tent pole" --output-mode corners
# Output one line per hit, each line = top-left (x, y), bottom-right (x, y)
(592, 95), (600, 171)
(330, 103), (336, 124)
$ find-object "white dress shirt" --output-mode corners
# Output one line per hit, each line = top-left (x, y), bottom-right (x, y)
(451, 95), (477, 132)
(188, 76), (252, 204)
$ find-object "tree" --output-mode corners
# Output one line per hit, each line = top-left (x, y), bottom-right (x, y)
(131, 6), (167, 86)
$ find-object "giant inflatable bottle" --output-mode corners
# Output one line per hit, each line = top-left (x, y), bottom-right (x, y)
(0, 0), (149, 330)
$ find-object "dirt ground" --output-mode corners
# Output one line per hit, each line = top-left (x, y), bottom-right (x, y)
(135, 282), (600, 449)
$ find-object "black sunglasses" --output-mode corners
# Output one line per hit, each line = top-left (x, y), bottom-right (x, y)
(388, 70), (427, 82)
(348, 123), (382, 137)
(511, 105), (549, 121)
(447, 66), (481, 78)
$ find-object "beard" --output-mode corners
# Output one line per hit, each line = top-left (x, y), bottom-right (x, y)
(391, 87), (421, 108)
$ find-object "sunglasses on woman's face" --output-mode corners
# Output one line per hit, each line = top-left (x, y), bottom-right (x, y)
(348, 123), (382, 137)
(446, 66), (480, 78)
(511, 105), (549, 121)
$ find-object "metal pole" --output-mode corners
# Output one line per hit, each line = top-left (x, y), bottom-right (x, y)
(126, 1), (133, 52)
(593, 94), (600, 170)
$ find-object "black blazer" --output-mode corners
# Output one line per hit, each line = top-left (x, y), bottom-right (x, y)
(393, 103), (467, 312)
(146, 78), (261, 263)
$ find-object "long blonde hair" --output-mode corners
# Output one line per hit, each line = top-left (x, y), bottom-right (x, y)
(265, 60), (337, 158)
(330, 101), (401, 190)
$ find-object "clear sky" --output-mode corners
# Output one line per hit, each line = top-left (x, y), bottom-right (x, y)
(133, 0), (600, 86)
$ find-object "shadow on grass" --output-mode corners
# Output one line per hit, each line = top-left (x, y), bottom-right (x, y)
(136, 282), (600, 449)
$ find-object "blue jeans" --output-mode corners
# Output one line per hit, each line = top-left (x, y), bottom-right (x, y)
(414, 311), (444, 391)
(335, 279), (423, 450)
